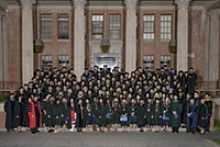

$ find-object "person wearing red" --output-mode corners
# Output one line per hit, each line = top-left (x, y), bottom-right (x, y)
(28, 96), (42, 134)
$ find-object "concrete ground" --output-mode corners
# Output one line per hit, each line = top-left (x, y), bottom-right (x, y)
(0, 130), (219, 147)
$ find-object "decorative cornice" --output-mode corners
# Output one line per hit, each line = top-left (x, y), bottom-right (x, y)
(124, 0), (137, 11)
(175, 0), (191, 9)
(20, 0), (35, 9)
(209, 10), (220, 21)
(73, 0), (86, 9)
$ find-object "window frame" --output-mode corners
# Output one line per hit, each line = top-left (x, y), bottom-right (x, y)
(160, 55), (172, 70)
(58, 55), (69, 68)
(92, 14), (104, 39)
(109, 14), (121, 40)
(160, 14), (172, 41)
(40, 14), (53, 40)
(143, 14), (155, 40)
(41, 55), (53, 72)
(57, 13), (69, 40)
(143, 55), (155, 71)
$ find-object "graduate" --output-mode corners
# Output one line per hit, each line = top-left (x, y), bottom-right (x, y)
(4, 93), (15, 132)
(145, 98), (154, 132)
(84, 98), (92, 132)
(54, 99), (65, 133)
(68, 98), (77, 132)
(170, 95), (180, 133)
(137, 99), (146, 132)
(105, 98), (112, 132)
(98, 97), (106, 132)
(154, 98), (163, 132)
(205, 93), (212, 132)
(33, 95), (42, 132)
(76, 98), (84, 132)
(129, 99), (138, 132)
(112, 98), (120, 132)
(186, 98), (198, 134)
(45, 96), (55, 133)
(120, 99), (129, 132)
(162, 97), (171, 133)
(13, 95), (24, 133)
(198, 97), (209, 135)
(91, 97), (99, 132)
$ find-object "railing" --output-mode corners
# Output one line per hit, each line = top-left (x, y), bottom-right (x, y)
(0, 81), (21, 94)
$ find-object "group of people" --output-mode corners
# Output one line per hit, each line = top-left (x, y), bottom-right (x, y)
(4, 65), (213, 135)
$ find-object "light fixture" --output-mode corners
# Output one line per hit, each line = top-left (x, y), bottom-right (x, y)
(169, 39), (177, 54)
(100, 39), (110, 53)
(33, 39), (44, 53)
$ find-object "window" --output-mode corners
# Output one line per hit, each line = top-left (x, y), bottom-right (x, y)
(160, 56), (171, 69)
(92, 15), (103, 39)
(58, 56), (69, 68)
(143, 56), (154, 71)
(143, 15), (155, 40)
(160, 15), (172, 40)
(41, 14), (52, 40)
(109, 15), (121, 39)
(58, 14), (69, 39)
(42, 56), (52, 71)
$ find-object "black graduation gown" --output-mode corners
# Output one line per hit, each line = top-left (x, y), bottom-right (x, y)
(13, 101), (24, 127)
(198, 104), (208, 128)
(205, 100), (213, 130)
(187, 73), (197, 94)
(4, 100), (14, 130)
(45, 101), (55, 127)
(54, 104), (65, 126)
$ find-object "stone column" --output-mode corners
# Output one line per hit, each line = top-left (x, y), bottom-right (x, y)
(125, 0), (137, 74)
(208, 10), (219, 82)
(21, 0), (35, 85)
(175, 0), (191, 72)
(0, 11), (3, 81)
(73, 0), (86, 80)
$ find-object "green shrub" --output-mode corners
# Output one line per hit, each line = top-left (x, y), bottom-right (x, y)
(214, 119), (220, 131)
(213, 139), (220, 145)
(0, 95), (9, 102)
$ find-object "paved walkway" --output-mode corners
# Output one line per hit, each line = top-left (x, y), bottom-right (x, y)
(0, 131), (219, 147)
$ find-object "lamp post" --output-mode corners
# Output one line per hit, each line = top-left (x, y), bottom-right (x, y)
(169, 39), (177, 69)
(100, 39), (110, 53)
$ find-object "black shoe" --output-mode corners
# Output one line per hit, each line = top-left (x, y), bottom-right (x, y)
(36, 130), (40, 133)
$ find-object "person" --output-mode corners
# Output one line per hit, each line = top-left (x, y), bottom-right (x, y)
(186, 98), (198, 134)
(54, 99), (64, 133)
(137, 99), (146, 132)
(205, 93), (212, 132)
(105, 98), (112, 132)
(145, 97), (154, 131)
(76, 98), (84, 132)
(120, 99), (129, 132)
(98, 97), (106, 132)
(68, 98), (77, 132)
(46, 96), (55, 133)
(129, 99), (138, 132)
(198, 97), (209, 135)
(154, 98), (163, 132)
(187, 67), (197, 94)
(84, 98), (92, 132)
(163, 97), (171, 133)
(91, 97), (99, 132)
(112, 98), (120, 132)
(170, 95), (180, 133)
(13, 95), (24, 133)
(33, 95), (42, 133)
(4, 93), (15, 132)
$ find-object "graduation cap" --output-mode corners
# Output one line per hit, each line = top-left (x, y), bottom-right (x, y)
(103, 65), (108, 67)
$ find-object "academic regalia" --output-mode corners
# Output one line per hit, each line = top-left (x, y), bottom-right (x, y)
(145, 102), (154, 126)
(136, 104), (146, 127)
(34, 101), (43, 129)
(120, 104), (129, 126)
(63, 102), (70, 127)
(163, 102), (171, 127)
(4, 100), (14, 130)
(98, 103), (107, 127)
(84, 104), (92, 125)
(67, 103), (76, 129)
(13, 101), (24, 127)
(112, 104), (120, 124)
(91, 102), (99, 124)
(28, 101), (36, 130)
(54, 103), (65, 126)
(186, 102), (198, 132)
(187, 72), (197, 94)
(153, 102), (163, 126)
(76, 103), (84, 129)
(198, 103), (208, 129)
(105, 103), (112, 125)
(45, 101), (55, 127)
(170, 100), (180, 132)
(205, 99), (213, 131)
(22, 102), (29, 127)
(129, 104), (137, 125)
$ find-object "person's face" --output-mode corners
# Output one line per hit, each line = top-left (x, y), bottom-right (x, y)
(201, 99), (205, 104)
(28, 98), (32, 103)
(190, 99), (195, 104)
(56, 100), (60, 105)
(99, 99), (103, 103)
(18, 96), (22, 102)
